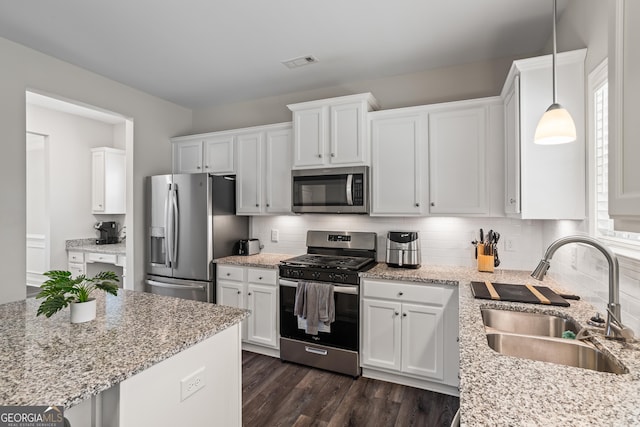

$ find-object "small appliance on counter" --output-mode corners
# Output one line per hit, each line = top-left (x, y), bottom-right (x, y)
(94, 221), (119, 245)
(237, 238), (261, 256)
(386, 231), (421, 268)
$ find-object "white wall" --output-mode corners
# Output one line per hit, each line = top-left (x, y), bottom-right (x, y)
(26, 104), (117, 271)
(0, 36), (192, 303)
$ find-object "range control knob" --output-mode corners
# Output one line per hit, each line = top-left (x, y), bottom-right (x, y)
(310, 271), (321, 280)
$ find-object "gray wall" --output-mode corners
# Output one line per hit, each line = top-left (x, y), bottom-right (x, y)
(0, 36), (192, 303)
(191, 56), (517, 133)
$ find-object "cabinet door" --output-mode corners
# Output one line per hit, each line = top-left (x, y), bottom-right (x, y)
(504, 76), (521, 214)
(370, 113), (426, 215)
(265, 128), (292, 213)
(91, 150), (105, 212)
(330, 102), (366, 165)
(103, 150), (126, 214)
(203, 136), (235, 174)
(429, 106), (488, 214)
(236, 132), (263, 214)
(292, 107), (326, 167)
(361, 299), (401, 371)
(173, 140), (203, 174)
(246, 283), (278, 348)
(217, 280), (246, 340)
(401, 303), (444, 380)
(610, 0), (640, 231)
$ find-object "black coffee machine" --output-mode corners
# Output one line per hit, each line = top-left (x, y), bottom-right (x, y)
(95, 221), (119, 245)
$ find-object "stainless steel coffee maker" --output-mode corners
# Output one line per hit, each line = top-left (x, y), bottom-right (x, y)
(386, 231), (421, 268)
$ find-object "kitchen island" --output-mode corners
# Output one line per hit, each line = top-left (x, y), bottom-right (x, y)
(0, 290), (248, 426)
(362, 264), (640, 425)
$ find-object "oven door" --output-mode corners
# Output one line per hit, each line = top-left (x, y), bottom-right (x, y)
(291, 166), (368, 214)
(279, 279), (359, 351)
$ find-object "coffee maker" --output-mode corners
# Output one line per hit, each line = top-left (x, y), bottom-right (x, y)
(95, 221), (119, 245)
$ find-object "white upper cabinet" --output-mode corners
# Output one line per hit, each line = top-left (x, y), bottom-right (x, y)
(609, 1), (640, 232)
(428, 100), (499, 215)
(91, 147), (125, 214)
(370, 109), (428, 216)
(236, 123), (292, 215)
(172, 133), (235, 175)
(501, 49), (587, 219)
(288, 93), (379, 169)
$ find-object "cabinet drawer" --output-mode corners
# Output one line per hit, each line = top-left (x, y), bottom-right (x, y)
(68, 262), (85, 276)
(247, 268), (277, 285)
(87, 252), (118, 264)
(68, 251), (84, 263)
(217, 265), (245, 282)
(362, 279), (446, 306)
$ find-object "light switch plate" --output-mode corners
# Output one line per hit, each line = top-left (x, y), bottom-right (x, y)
(180, 366), (206, 401)
(271, 229), (279, 242)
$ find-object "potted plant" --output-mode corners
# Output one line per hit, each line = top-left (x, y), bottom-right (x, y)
(36, 270), (119, 323)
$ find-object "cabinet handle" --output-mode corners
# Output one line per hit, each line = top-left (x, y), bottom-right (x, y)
(510, 198), (516, 204)
(317, 154), (322, 158)
(205, 165), (209, 169)
(266, 203), (270, 207)
(197, 166), (201, 169)
(255, 203), (259, 207)
(226, 273), (231, 276)
(415, 203), (420, 207)
(398, 292), (403, 296)
(258, 277), (263, 280)
(237, 290), (241, 295)
(430, 202), (435, 207)
(394, 311), (399, 316)
(403, 313), (407, 317)
(248, 292), (252, 296)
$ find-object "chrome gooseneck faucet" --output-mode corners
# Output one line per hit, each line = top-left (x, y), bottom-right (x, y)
(531, 235), (633, 340)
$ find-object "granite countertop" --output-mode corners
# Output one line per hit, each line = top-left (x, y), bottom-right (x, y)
(214, 253), (292, 269)
(0, 290), (248, 409)
(362, 263), (640, 425)
(66, 238), (126, 255)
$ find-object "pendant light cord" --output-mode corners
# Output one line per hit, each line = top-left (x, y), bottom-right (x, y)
(552, 0), (557, 104)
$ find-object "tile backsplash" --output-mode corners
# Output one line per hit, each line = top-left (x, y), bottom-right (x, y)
(251, 215), (545, 270)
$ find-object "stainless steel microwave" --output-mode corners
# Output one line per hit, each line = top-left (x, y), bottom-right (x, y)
(292, 166), (369, 214)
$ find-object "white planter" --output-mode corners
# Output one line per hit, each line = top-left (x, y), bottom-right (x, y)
(70, 298), (96, 323)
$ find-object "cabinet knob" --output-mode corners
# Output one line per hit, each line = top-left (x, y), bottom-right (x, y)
(255, 204), (259, 207)
(205, 165), (209, 169)
(403, 313), (407, 317)
(258, 277), (263, 280)
(226, 273), (231, 276)
(398, 292), (403, 296)
(266, 203), (270, 207)
(331, 153), (335, 157)
(510, 198), (516, 204)
(237, 290), (241, 295)
(394, 311), (399, 316)
(197, 166), (201, 169)
(430, 202), (435, 207)
(317, 154), (322, 158)
(248, 292), (252, 296)
(415, 203), (420, 207)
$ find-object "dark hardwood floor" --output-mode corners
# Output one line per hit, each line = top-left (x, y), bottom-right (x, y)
(242, 351), (459, 427)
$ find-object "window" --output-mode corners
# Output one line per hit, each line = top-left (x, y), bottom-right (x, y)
(590, 60), (640, 247)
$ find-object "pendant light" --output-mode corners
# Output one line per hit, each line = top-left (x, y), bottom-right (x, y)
(534, 0), (577, 145)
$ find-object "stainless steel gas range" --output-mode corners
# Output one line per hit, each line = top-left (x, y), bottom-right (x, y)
(279, 230), (377, 377)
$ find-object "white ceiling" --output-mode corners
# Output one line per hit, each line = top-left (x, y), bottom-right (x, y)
(0, 0), (565, 110)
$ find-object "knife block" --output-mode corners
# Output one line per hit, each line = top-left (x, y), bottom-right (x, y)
(477, 244), (494, 273)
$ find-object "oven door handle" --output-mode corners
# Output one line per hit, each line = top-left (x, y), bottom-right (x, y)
(279, 279), (359, 295)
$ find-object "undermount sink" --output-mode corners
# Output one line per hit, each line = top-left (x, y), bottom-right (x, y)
(480, 308), (627, 374)
(486, 333), (627, 374)
(481, 308), (580, 337)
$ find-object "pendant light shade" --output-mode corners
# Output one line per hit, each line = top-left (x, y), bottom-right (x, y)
(534, 0), (576, 145)
(534, 103), (577, 145)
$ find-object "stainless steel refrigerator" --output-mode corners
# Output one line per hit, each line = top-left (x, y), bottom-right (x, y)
(145, 173), (248, 302)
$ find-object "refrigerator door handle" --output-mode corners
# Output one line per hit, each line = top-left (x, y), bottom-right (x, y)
(164, 183), (172, 268)
(171, 184), (179, 265)
(145, 279), (206, 291)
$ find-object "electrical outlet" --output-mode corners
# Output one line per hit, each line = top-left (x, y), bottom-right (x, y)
(271, 229), (279, 242)
(505, 238), (518, 252)
(180, 366), (206, 401)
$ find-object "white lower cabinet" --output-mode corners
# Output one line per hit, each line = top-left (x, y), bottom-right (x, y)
(217, 265), (279, 355)
(361, 279), (459, 396)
